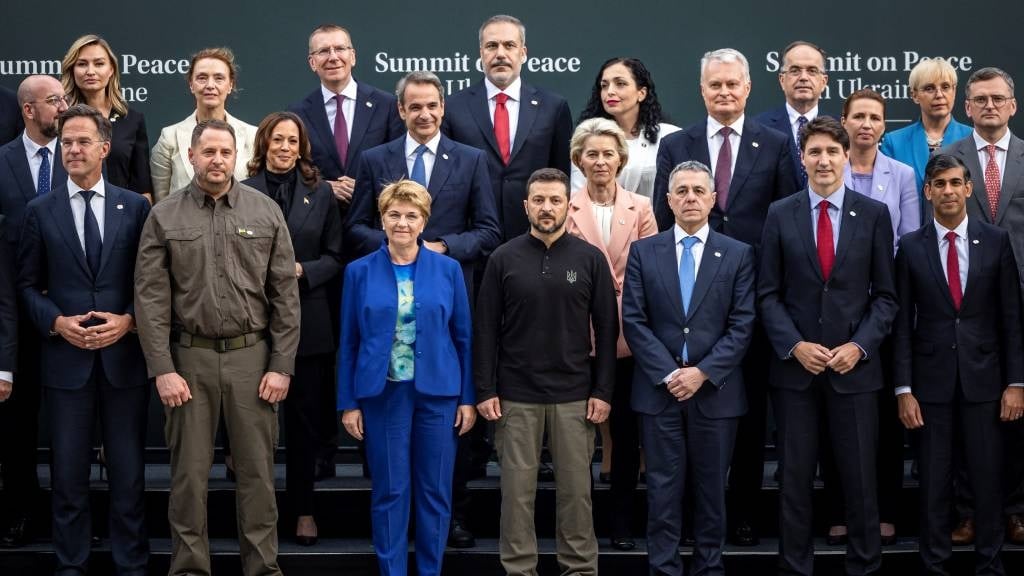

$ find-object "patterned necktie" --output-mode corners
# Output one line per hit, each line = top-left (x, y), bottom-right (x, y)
(945, 231), (962, 311)
(410, 144), (428, 187)
(679, 236), (700, 362)
(714, 126), (733, 210)
(984, 144), (1001, 221)
(796, 116), (809, 186)
(494, 92), (511, 165)
(81, 190), (102, 277)
(37, 147), (51, 196)
(333, 94), (349, 170)
(816, 200), (834, 281)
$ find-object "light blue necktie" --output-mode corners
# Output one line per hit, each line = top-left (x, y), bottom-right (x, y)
(679, 236), (700, 362)
(410, 144), (427, 187)
(37, 147), (51, 196)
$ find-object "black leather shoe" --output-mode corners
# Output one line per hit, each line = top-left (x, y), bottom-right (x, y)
(537, 463), (555, 483)
(826, 532), (848, 546)
(315, 458), (336, 481)
(448, 519), (475, 548)
(610, 536), (636, 551)
(729, 521), (759, 546)
(0, 516), (30, 548)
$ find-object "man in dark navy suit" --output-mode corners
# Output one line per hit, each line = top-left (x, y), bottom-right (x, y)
(754, 41), (832, 187)
(0, 216), (14, 406)
(894, 153), (1024, 575)
(652, 48), (800, 546)
(18, 104), (150, 575)
(623, 160), (755, 576)
(759, 117), (897, 576)
(441, 14), (572, 243)
(0, 75), (68, 548)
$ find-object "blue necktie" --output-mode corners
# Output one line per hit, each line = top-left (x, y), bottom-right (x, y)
(81, 190), (102, 277)
(37, 147), (51, 196)
(410, 144), (427, 187)
(679, 236), (700, 362)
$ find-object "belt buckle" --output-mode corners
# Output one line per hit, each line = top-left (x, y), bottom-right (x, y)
(215, 338), (229, 353)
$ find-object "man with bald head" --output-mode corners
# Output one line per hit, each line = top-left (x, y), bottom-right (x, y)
(0, 75), (68, 547)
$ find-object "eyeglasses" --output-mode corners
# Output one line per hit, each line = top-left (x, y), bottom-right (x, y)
(917, 83), (954, 95)
(31, 95), (69, 107)
(784, 66), (823, 78)
(310, 45), (353, 59)
(968, 95), (1014, 108)
(59, 138), (104, 149)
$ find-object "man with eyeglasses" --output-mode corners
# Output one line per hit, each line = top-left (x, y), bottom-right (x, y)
(0, 75), (68, 548)
(755, 41), (834, 188)
(942, 66), (1024, 546)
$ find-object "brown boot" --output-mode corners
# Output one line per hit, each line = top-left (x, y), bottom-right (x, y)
(951, 518), (975, 545)
(1007, 515), (1024, 545)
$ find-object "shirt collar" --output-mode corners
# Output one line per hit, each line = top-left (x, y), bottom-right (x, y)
(321, 78), (359, 105)
(673, 222), (710, 245)
(188, 178), (240, 208)
(808, 184), (846, 210)
(405, 131), (442, 157)
(485, 76), (522, 102)
(973, 129), (1012, 152)
(785, 102), (819, 124)
(934, 215), (969, 241)
(707, 114), (744, 140)
(67, 176), (106, 199)
(22, 131), (56, 158)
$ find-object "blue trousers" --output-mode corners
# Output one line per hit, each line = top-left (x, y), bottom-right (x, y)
(361, 381), (458, 576)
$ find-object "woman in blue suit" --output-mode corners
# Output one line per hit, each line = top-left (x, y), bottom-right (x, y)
(339, 180), (476, 576)
(880, 58), (972, 210)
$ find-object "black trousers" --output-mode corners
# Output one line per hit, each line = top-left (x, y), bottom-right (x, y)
(0, 311), (41, 522)
(608, 357), (640, 538)
(285, 353), (335, 516)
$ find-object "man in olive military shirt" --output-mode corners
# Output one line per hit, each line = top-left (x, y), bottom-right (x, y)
(134, 119), (300, 576)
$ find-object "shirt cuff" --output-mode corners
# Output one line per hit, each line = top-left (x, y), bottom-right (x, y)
(853, 342), (868, 360)
(0, 371), (12, 384)
(662, 368), (680, 385)
(895, 386), (912, 396)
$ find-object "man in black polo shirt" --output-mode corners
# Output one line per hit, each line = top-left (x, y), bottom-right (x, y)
(475, 167), (618, 576)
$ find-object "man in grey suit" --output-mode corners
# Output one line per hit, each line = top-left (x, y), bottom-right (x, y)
(942, 65), (1024, 545)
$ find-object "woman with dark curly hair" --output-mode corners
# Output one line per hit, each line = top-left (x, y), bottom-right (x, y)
(571, 57), (680, 199)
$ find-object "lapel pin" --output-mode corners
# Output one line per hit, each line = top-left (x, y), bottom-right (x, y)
(877, 184), (884, 191)
(714, 251), (722, 258)
(442, 153), (449, 160)
(116, 204), (123, 210)
(849, 211), (857, 217)
(973, 239), (980, 244)
(752, 142), (759, 148)
(366, 101), (373, 108)
(531, 100), (538, 106)
(246, 230), (254, 236)
(618, 219), (625, 225)
(303, 197), (310, 205)
(237, 227), (245, 234)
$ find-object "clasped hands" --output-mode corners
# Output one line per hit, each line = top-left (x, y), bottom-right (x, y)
(664, 366), (707, 402)
(53, 311), (133, 350)
(792, 341), (863, 375)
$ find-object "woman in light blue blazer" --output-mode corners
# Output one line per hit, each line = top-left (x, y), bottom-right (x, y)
(338, 180), (476, 576)
(880, 58), (972, 209)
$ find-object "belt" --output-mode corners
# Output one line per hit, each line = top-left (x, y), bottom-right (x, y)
(173, 330), (266, 353)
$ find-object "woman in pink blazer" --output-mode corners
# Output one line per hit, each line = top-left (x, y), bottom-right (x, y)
(566, 117), (656, 550)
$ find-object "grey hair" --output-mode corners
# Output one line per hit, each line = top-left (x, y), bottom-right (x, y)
(965, 66), (1015, 97)
(395, 71), (444, 105)
(478, 14), (526, 45)
(700, 48), (750, 83)
(667, 160), (714, 194)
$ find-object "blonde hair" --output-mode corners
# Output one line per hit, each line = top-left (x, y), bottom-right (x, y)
(61, 35), (128, 117)
(570, 117), (630, 176)
(908, 59), (958, 93)
(378, 180), (432, 221)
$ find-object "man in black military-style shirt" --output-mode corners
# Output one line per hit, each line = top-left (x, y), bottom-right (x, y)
(474, 167), (617, 576)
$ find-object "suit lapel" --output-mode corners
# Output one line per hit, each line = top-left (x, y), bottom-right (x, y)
(9, 140), (36, 202)
(832, 190), (860, 274)
(568, 186), (603, 249)
(510, 84), (538, 163)
(869, 155), (893, 204)
(467, 82), (502, 160)
(605, 185), (638, 272)
(304, 90), (343, 171)
(686, 231), (724, 320)
(996, 136), (1024, 225)
(920, 223), (956, 311)
(689, 122), (712, 167)
(52, 142), (67, 192)
(427, 137), (454, 201)
(97, 187), (122, 278)
(386, 138), (411, 183)
(909, 122), (930, 180)
(962, 219), (984, 306)
(955, 140), (990, 222)
(287, 179), (315, 236)
(347, 83), (377, 169)
(175, 117), (195, 182)
(792, 192), (823, 281)
(654, 231), (686, 320)
(49, 188), (90, 277)
(727, 120), (762, 204)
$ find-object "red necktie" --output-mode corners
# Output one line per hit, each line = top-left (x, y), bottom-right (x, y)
(817, 200), (834, 281)
(333, 94), (349, 169)
(945, 231), (962, 311)
(494, 92), (511, 165)
(714, 126), (733, 210)
(984, 144), (1000, 221)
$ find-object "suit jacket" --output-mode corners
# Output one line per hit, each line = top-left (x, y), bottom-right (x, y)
(652, 118), (800, 252)
(345, 134), (500, 273)
(0, 135), (67, 246)
(0, 217), (15, 372)
(290, 81), (404, 185)
(17, 183), (149, 389)
(943, 132), (1024, 282)
(622, 228), (756, 418)
(338, 242), (473, 408)
(565, 183), (657, 357)
(243, 172), (343, 357)
(843, 151), (920, 245)
(880, 117), (972, 193)
(442, 79), (572, 241)
(105, 107), (151, 195)
(753, 104), (834, 183)
(758, 188), (898, 393)
(0, 86), (22, 146)
(150, 110), (256, 202)
(893, 218), (1023, 403)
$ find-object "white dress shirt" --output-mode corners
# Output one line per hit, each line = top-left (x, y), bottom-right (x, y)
(706, 115), (743, 182)
(485, 77), (521, 146)
(321, 80), (358, 142)
(808, 185), (845, 252)
(786, 102), (820, 144)
(404, 131), (442, 187)
(22, 132), (56, 193)
(973, 129), (1011, 183)
(663, 222), (710, 383)
(592, 204), (614, 246)
(67, 177), (106, 250)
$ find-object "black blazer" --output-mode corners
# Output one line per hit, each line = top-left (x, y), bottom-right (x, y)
(0, 86), (22, 145)
(243, 172), (343, 357)
(0, 217), (15, 372)
(104, 107), (151, 195)
(442, 79), (572, 241)
(757, 188), (898, 393)
(893, 218), (1024, 403)
(289, 81), (405, 185)
(652, 118), (800, 252)
(0, 136), (67, 246)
